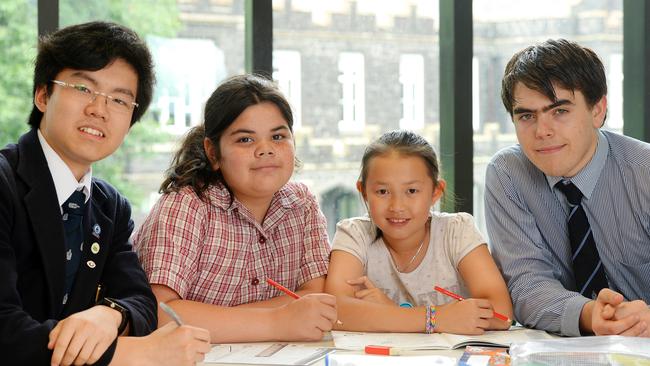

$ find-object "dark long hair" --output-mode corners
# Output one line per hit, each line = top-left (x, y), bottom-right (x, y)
(29, 21), (154, 127)
(160, 74), (294, 200)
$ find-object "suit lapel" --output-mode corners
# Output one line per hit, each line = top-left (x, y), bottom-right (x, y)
(17, 130), (67, 316)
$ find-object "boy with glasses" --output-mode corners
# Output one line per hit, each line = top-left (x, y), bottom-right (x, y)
(0, 21), (210, 365)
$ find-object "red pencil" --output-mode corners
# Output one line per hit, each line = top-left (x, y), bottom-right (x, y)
(267, 278), (300, 299)
(434, 286), (512, 323)
(267, 278), (343, 325)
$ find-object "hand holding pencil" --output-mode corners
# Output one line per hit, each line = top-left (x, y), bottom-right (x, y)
(432, 285), (512, 335)
(266, 278), (341, 340)
(434, 286), (512, 323)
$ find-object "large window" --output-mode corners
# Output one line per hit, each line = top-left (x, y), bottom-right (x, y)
(472, 0), (623, 235)
(5, 1), (638, 237)
(272, 0), (440, 237)
(59, 0), (245, 225)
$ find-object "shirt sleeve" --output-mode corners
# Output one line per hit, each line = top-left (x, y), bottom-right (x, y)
(444, 212), (486, 268)
(297, 186), (331, 287)
(331, 217), (373, 268)
(485, 159), (588, 336)
(132, 188), (206, 299)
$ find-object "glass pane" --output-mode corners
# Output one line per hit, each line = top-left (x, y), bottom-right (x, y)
(60, 0), (245, 227)
(472, 0), (623, 236)
(0, 0), (37, 148)
(273, 0), (440, 238)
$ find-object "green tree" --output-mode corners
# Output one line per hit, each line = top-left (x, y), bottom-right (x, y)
(60, 0), (181, 38)
(0, 1), (36, 147)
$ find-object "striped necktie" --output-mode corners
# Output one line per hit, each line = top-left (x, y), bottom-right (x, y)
(61, 189), (86, 306)
(555, 180), (608, 298)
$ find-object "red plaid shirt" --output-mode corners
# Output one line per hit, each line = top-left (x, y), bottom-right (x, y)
(133, 181), (330, 306)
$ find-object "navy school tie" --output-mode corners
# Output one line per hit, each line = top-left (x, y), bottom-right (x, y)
(555, 180), (608, 298)
(61, 189), (86, 306)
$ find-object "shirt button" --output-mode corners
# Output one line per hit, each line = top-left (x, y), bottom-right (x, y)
(251, 277), (259, 285)
(258, 236), (266, 244)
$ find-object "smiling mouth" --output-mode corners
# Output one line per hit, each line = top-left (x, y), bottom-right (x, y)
(536, 145), (564, 154)
(387, 218), (410, 224)
(252, 165), (279, 170)
(79, 127), (105, 138)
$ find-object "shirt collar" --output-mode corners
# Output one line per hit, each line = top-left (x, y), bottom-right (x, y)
(37, 129), (92, 207)
(546, 131), (609, 199)
(209, 181), (301, 211)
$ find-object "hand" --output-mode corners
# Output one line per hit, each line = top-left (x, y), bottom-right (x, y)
(48, 305), (121, 366)
(435, 298), (493, 335)
(347, 276), (396, 306)
(610, 298), (650, 337)
(274, 293), (338, 341)
(131, 322), (211, 366)
(591, 288), (647, 336)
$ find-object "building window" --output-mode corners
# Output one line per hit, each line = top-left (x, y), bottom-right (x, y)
(148, 36), (226, 133)
(273, 50), (302, 129)
(607, 53), (623, 131)
(338, 52), (365, 133)
(399, 54), (425, 130)
(473, 56), (480, 131)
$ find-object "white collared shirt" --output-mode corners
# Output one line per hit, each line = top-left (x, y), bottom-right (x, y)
(37, 129), (92, 212)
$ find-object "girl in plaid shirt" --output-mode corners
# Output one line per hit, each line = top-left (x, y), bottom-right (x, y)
(133, 74), (337, 343)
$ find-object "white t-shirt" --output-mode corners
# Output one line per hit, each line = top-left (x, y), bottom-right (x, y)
(331, 211), (485, 307)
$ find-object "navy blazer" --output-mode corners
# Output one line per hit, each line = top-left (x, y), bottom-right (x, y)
(0, 130), (156, 365)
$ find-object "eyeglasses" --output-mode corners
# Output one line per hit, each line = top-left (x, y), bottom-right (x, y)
(51, 80), (138, 113)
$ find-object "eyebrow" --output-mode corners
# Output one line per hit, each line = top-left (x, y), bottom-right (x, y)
(69, 71), (136, 98)
(229, 124), (290, 136)
(512, 99), (574, 115)
(371, 180), (423, 185)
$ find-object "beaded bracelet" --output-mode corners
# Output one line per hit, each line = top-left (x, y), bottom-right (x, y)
(425, 305), (437, 333)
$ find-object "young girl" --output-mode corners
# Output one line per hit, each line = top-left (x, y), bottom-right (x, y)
(325, 130), (512, 334)
(133, 74), (337, 343)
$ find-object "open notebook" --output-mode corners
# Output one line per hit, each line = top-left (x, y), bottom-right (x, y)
(332, 326), (555, 351)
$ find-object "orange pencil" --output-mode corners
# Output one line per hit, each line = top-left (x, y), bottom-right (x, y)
(266, 278), (343, 325)
(267, 278), (300, 299)
(434, 285), (512, 323)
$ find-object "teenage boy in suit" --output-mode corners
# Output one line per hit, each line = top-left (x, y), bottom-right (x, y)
(486, 39), (650, 337)
(0, 21), (210, 365)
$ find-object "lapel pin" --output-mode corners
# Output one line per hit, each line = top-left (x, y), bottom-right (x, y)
(92, 224), (101, 238)
(86, 260), (96, 269)
(91, 242), (100, 254)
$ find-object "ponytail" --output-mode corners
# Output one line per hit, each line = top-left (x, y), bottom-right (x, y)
(159, 125), (222, 200)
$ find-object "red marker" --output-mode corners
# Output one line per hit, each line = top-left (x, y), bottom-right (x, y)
(267, 278), (343, 325)
(364, 345), (404, 356)
(434, 286), (512, 323)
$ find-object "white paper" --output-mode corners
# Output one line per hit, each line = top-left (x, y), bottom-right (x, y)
(204, 343), (333, 365)
(325, 353), (456, 366)
(332, 327), (555, 351)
